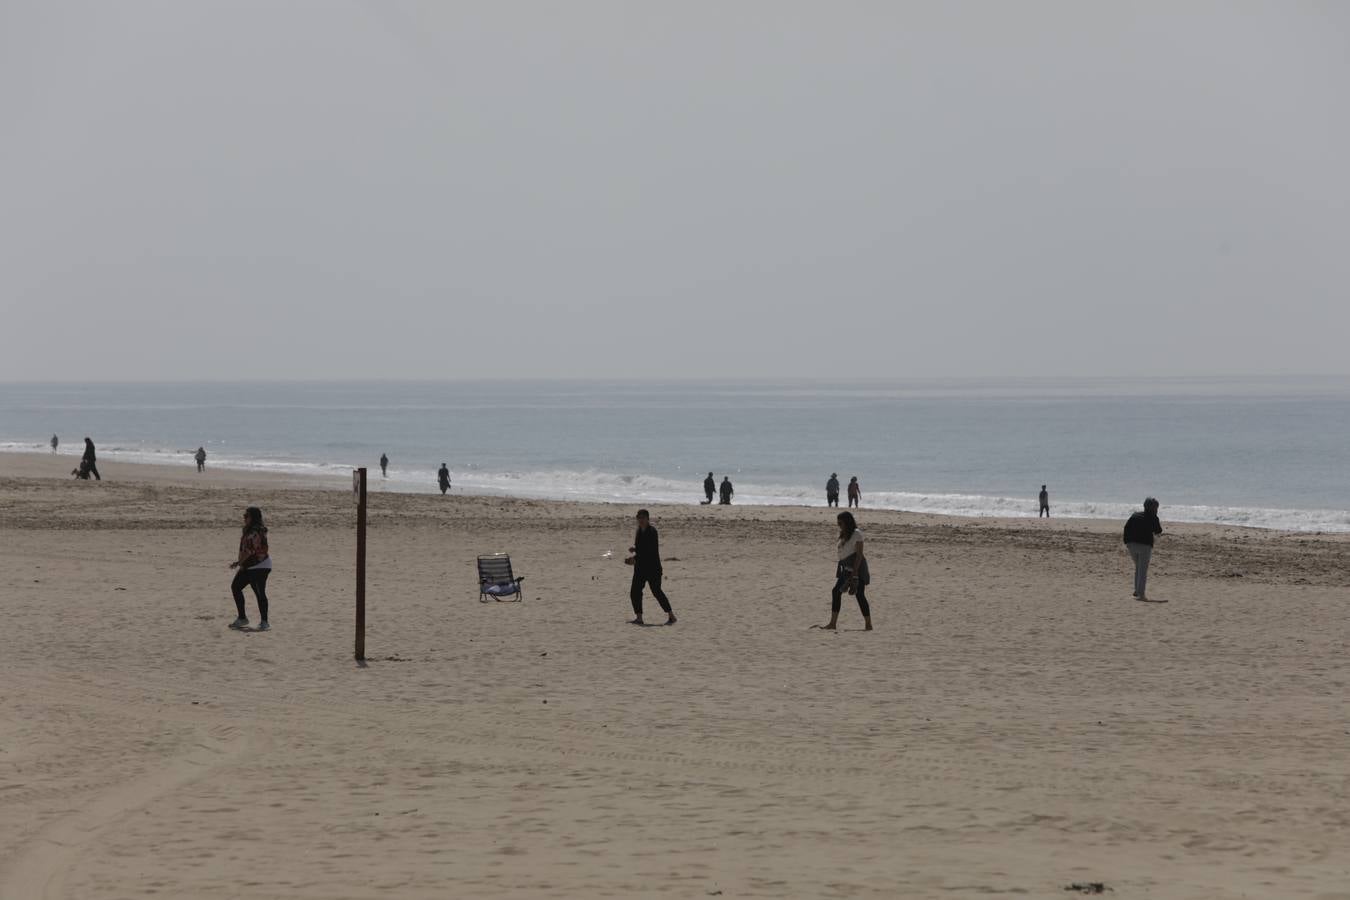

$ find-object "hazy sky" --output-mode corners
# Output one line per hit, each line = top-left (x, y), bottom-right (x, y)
(2, 1), (1347, 380)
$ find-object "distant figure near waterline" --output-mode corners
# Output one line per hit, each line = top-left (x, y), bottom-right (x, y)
(1123, 498), (1164, 602)
(1039, 485), (1050, 518)
(703, 472), (716, 504)
(229, 506), (272, 631)
(437, 464), (451, 495)
(50, 434), (58, 454)
(82, 437), (101, 481)
(847, 476), (861, 508)
(822, 511), (872, 631)
(380, 453), (389, 478)
(195, 447), (207, 473)
(826, 473), (840, 507)
(625, 509), (676, 626)
(719, 476), (734, 505)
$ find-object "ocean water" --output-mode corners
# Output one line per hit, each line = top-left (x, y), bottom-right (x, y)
(3, 378), (1350, 532)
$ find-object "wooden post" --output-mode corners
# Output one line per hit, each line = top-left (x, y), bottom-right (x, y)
(354, 467), (367, 660)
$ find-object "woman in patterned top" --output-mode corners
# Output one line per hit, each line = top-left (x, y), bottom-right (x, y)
(229, 506), (272, 631)
(822, 511), (872, 631)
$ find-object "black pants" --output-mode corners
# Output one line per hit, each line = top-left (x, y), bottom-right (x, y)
(86, 460), (100, 480)
(1040, 505), (1049, 517)
(827, 493), (838, 507)
(231, 567), (270, 621)
(630, 569), (672, 618)
(831, 570), (871, 618)
(197, 461), (204, 472)
(439, 482), (449, 494)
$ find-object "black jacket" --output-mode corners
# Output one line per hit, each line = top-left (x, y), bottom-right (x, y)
(1123, 511), (1163, 546)
(632, 525), (662, 573)
(83, 440), (96, 463)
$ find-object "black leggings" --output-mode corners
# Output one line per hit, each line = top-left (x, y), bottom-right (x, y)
(86, 461), (101, 481)
(831, 571), (871, 618)
(231, 567), (270, 621)
(630, 570), (672, 618)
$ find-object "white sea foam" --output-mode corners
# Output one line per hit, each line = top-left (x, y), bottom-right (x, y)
(4, 441), (1348, 533)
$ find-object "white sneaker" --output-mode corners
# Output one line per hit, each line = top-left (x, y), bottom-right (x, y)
(256, 621), (270, 632)
(229, 617), (248, 630)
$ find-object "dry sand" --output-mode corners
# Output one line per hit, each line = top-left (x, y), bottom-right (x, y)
(2, 451), (1348, 899)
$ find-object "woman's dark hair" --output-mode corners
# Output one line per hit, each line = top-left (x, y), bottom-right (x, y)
(837, 510), (857, 543)
(243, 506), (266, 533)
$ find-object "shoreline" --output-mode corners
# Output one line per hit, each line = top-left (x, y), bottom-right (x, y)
(3, 450), (1344, 538)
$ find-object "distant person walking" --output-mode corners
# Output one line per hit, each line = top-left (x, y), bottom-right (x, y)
(625, 509), (676, 626)
(380, 453), (389, 478)
(826, 473), (840, 507)
(719, 476), (734, 505)
(822, 511), (872, 631)
(195, 446), (207, 473)
(82, 437), (100, 481)
(847, 476), (861, 508)
(1123, 497), (1164, 602)
(229, 506), (272, 631)
(437, 463), (451, 495)
(703, 472), (716, 504)
(1039, 485), (1050, 517)
(50, 434), (58, 454)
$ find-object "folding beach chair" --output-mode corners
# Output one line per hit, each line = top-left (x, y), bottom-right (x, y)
(477, 554), (525, 602)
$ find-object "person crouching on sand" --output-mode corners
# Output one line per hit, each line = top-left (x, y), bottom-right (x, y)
(1123, 497), (1163, 602)
(823, 511), (872, 630)
(626, 509), (676, 626)
(229, 506), (272, 631)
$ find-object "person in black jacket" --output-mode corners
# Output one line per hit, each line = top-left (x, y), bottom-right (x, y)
(626, 509), (676, 625)
(82, 437), (101, 481)
(703, 472), (715, 504)
(1039, 485), (1050, 517)
(1123, 497), (1163, 601)
(379, 453), (389, 478)
(719, 476), (734, 505)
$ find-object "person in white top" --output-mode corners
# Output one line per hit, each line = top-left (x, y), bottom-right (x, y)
(822, 511), (872, 631)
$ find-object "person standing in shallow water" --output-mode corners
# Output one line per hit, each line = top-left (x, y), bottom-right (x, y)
(826, 473), (840, 507)
(847, 476), (861, 508)
(229, 506), (272, 631)
(380, 453), (389, 478)
(437, 463), (451, 495)
(1123, 497), (1164, 601)
(51, 434), (58, 454)
(195, 447), (207, 473)
(82, 437), (100, 481)
(1039, 485), (1050, 517)
(719, 476), (734, 505)
(626, 509), (676, 625)
(703, 472), (715, 504)
(823, 511), (872, 630)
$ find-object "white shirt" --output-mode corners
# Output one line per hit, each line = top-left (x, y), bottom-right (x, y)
(838, 529), (864, 561)
(249, 556), (273, 571)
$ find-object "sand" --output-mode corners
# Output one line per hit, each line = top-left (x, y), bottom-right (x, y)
(2, 451), (1349, 899)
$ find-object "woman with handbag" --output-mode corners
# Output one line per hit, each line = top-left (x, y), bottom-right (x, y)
(822, 511), (872, 631)
(229, 506), (272, 631)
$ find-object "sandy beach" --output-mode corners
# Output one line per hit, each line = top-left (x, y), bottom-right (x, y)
(2, 451), (1348, 899)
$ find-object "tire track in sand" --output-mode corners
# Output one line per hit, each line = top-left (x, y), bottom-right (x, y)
(0, 723), (252, 900)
